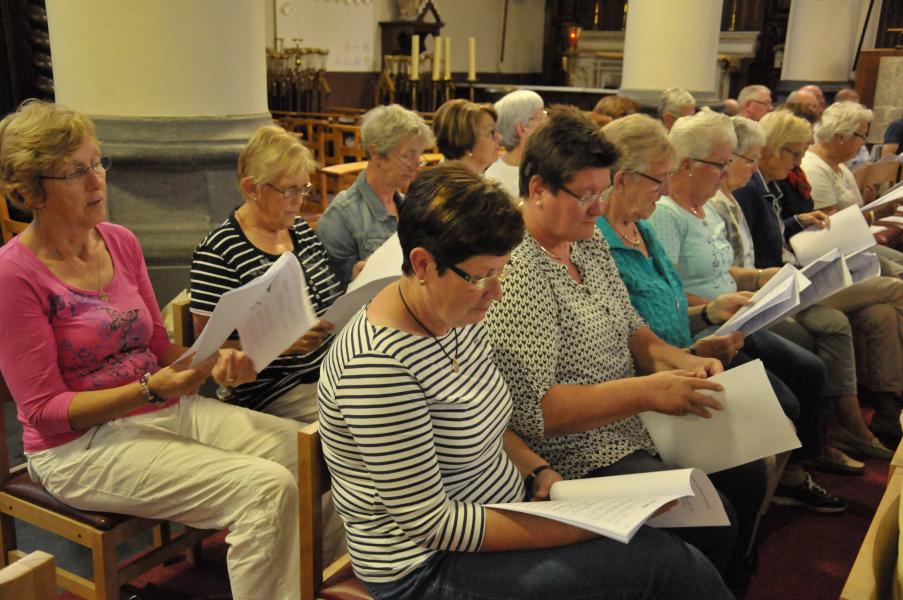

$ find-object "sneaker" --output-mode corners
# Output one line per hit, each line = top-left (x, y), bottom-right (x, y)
(771, 473), (847, 514)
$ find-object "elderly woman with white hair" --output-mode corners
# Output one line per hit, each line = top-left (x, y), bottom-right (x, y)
(658, 87), (696, 131)
(317, 104), (435, 285)
(484, 90), (546, 199)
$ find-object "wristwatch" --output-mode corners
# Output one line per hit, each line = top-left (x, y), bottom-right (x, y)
(138, 372), (166, 405)
(524, 464), (552, 495)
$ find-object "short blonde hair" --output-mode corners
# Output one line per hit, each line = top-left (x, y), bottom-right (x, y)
(237, 125), (316, 189)
(814, 101), (873, 143)
(759, 110), (811, 153)
(669, 108), (737, 161)
(433, 99), (497, 160)
(361, 104), (434, 158)
(601, 113), (674, 173)
(0, 99), (97, 211)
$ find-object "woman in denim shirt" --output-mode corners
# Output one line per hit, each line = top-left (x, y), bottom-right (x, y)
(317, 105), (434, 285)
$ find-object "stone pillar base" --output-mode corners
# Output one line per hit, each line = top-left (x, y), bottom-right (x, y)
(95, 113), (272, 306)
(618, 87), (722, 110)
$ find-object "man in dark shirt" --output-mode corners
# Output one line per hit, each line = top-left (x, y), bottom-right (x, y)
(881, 117), (903, 158)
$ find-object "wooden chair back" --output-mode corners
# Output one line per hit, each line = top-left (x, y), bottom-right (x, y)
(0, 550), (57, 599)
(1, 200), (28, 244)
(170, 293), (194, 347)
(326, 124), (366, 166)
(298, 422), (370, 600)
(841, 468), (903, 599)
(0, 372), (212, 599)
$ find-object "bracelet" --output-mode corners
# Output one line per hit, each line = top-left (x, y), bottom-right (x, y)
(688, 344), (698, 356)
(754, 269), (762, 289)
(138, 372), (166, 405)
(700, 303), (714, 326)
(524, 464), (552, 494)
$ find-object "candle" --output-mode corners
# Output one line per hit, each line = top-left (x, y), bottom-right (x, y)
(444, 36), (451, 80)
(467, 37), (476, 81)
(411, 34), (420, 80)
(432, 36), (442, 81)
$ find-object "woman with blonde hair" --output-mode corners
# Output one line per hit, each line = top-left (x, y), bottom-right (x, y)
(433, 98), (501, 174)
(0, 100), (303, 599)
(190, 124), (342, 422)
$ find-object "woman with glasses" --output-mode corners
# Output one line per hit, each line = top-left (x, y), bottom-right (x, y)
(190, 124), (342, 423)
(0, 101), (305, 599)
(318, 161), (732, 600)
(482, 106), (756, 590)
(433, 98), (501, 175)
(317, 104), (435, 285)
(734, 109), (903, 447)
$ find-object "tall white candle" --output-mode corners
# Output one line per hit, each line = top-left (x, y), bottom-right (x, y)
(467, 37), (476, 81)
(444, 36), (452, 80)
(411, 34), (420, 80)
(432, 36), (442, 81)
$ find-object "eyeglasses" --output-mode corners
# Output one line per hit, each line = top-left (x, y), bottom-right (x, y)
(691, 157), (731, 172)
(265, 181), (313, 201)
(527, 110), (548, 125)
(559, 184), (608, 206)
(851, 131), (868, 141)
(391, 152), (427, 170)
(750, 99), (773, 109)
(39, 156), (112, 182)
(731, 151), (759, 165)
(628, 170), (671, 191)
(478, 127), (501, 140)
(448, 263), (510, 290)
(780, 147), (804, 160)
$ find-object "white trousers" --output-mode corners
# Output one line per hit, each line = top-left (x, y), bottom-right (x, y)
(27, 395), (301, 600)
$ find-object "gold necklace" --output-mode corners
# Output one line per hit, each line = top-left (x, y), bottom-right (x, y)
(617, 223), (642, 247)
(537, 241), (569, 261)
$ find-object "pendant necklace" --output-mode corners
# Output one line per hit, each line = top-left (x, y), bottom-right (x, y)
(618, 223), (642, 247)
(398, 286), (459, 373)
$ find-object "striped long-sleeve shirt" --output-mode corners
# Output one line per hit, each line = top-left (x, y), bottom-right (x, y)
(318, 308), (525, 583)
(190, 214), (342, 411)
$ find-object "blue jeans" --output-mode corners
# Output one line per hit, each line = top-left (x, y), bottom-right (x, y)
(365, 527), (732, 600)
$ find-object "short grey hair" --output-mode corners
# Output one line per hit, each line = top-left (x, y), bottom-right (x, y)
(670, 108), (737, 161)
(731, 116), (766, 155)
(360, 104), (435, 158)
(814, 101), (873, 143)
(494, 90), (544, 151)
(601, 113), (674, 173)
(658, 87), (696, 117)
(738, 84), (770, 109)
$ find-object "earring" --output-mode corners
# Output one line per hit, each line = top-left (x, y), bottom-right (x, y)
(419, 279), (425, 286)
(466, 151), (473, 157)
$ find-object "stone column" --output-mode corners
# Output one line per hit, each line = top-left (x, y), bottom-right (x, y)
(778, 0), (860, 96)
(45, 0), (271, 304)
(619, 0), (723, 107)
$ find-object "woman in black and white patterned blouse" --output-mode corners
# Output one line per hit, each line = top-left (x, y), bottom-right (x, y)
(483, 106), (765, 590)
(318, 162), (731, 600)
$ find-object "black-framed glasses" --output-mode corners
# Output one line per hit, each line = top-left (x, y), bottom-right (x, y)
(731, 151), (759, 165)
(852, 131), (868, 141)
(628, 170), (671, 191)
(265, 181), (313, 201)
(691, 157), (731, 172)
(750, 99), (773, 109)
(391, 152), (427, 170)
(560, 184), (608, 206)
(39, 156), (112, 182)
(780, 147), (804, 160)
(448, 263), (510, 290)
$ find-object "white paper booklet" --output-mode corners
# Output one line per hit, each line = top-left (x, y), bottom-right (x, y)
(640, 360), (801, 474)
(713, 264), (809, 336)
(789, 205), (876, 265)
(878, 215), (903, 228)
(322, 233), (403, 329)
(860, 180), (903, 213)
(179, 252), (317, 370)
(487, 468), (728, 543)
(845, 251), (881, 284)
(791, 249), (852, 315)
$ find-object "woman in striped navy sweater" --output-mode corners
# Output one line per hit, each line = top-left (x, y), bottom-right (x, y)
(318, 163), (731, 600)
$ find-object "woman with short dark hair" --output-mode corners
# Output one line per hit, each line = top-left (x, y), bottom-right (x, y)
(318, 162), (731, 600)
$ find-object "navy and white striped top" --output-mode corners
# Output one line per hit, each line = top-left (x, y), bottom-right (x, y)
(318, 307), (525, 583)
(190, 214), (342, 411)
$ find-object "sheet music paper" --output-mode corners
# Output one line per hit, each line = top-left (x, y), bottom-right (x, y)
(640, 360), (801, 474)
(322, 233), (403, 329)
(790, 205), (876, 265)
(178, 253), (317, 370)
(487, 468), (728, 543)
(713, 264), (808, 336)
(860, 180), (903, 213)
(846, 251), (881, 284)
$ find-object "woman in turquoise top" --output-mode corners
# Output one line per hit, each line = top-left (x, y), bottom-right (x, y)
(598, 113), (848, 519)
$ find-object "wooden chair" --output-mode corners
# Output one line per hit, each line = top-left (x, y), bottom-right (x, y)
(298, 422), (370, 600)
(0, 550), (57, 599)
(0, 375), (212, 599)
(840, 468), (903, 599)
(1, 200), (28, 244)
(316, 161), (369, 212)
(325, 124), (366, 166)
(170, 293), (194, 347)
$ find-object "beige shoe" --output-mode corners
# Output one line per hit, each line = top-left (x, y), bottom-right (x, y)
(831, 427), (894, 461)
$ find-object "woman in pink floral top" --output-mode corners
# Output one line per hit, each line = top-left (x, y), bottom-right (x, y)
(0, 100), (303, 600)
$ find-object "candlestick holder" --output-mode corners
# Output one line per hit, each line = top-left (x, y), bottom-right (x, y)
(466, 78), (476, 102)
(410, 79), (419, 111)
(443, 78), (455, 104)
